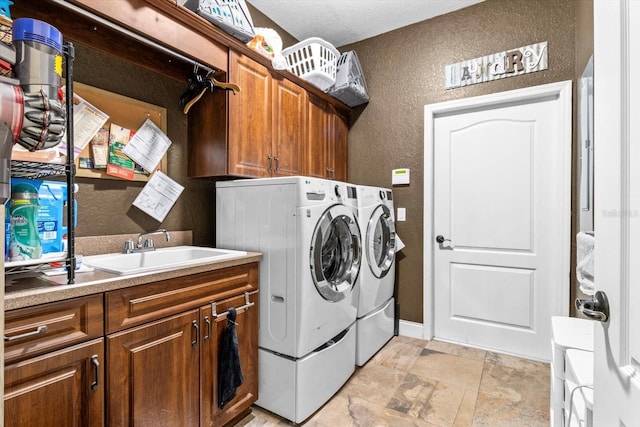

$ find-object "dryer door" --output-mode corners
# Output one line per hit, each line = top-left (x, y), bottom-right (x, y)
(366, 204), (396, 278)
(310, 204), (362, 302)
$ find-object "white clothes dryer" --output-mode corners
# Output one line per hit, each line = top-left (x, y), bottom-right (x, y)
(354, 184), (397, 366)
(216, 176), (361, 423)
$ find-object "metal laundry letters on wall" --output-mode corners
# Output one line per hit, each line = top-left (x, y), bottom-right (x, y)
(444, 41), (548, 89)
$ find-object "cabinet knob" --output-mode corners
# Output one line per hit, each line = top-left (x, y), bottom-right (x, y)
(326, 167), (335, 178)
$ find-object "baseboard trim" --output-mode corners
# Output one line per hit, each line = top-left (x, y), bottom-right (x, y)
(398, 320), (424, 340)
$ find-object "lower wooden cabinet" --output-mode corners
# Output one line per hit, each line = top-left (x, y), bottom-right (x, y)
(107, 290), (259, 427)
(107, 310), (200, 427)
(4, 295), (105, 426)
(105, 265), (259, 426)
(5, 263), (260, 427)
(202, 292), (259, 427)
(4, 338), (105, 427)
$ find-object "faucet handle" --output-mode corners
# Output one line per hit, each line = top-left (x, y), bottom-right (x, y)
(124, 239), (135, 254)
(143, 239), (155, 249)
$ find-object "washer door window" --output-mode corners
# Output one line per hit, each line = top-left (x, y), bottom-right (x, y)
(366, 204), (396, 278)
(310, 205), (361, 302)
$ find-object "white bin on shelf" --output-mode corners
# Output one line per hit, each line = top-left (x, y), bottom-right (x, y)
(282, 37), (339, 91)
(182, 0), (255, 42)
(328, 51), (370, 107)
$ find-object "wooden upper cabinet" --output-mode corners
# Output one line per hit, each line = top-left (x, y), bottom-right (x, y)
(306, 94), (331, 179)
(189, 51), (307, 178)
(306, 95), (348, 181)
(228, 51), (306, 177)
(331, 110), (349, 182)
(228, 51), (273, 177)
(271, 76), (307, 177)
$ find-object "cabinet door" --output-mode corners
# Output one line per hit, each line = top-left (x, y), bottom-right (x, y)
(228, 51), (272, 177)
(5, 338), (104, 427)
(272, 76), (307, 176)
(306, 94), (331, 178)
(201, 292), (259, 427)
(107, 310), (200, 427)
(331, 110), (349, 182)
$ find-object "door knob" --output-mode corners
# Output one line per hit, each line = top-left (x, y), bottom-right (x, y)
(575, 290), (610, 322)
(435, 235), (451, 244)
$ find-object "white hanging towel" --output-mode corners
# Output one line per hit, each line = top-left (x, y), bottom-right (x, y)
(576, 231), (595, 295)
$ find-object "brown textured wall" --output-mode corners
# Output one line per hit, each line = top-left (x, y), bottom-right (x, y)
(576, 0), (594, 75)
(71, 43), (217, 247)
(342, 0), (579, 323)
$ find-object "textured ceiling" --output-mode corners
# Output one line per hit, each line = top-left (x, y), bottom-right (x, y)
(245, 0), (486, 47)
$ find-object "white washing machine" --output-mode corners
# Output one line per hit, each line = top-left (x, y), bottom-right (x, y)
(216, 176), (361, 423)
(354, 184), (396, 366)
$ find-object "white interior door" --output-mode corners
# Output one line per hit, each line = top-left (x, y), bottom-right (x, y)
(424, 81), (571, 361)
(592, 0), (640, 423)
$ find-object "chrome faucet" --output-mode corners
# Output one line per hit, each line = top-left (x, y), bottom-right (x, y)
(124, 229), (171, 254)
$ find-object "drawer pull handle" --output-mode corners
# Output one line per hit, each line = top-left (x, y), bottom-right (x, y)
(204, 316), (211, 342)
(192, 321), (199, 347)
(4, 325), (48, 342)
(90, 355), (100, 391)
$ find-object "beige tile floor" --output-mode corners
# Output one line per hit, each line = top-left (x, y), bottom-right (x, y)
(236, 336), (550, 427)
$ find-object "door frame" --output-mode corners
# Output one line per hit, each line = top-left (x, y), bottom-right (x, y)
(422, 80), (573, 342)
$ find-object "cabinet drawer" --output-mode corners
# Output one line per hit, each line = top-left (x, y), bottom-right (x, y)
(5, 294), (104, 364)
(106, 263), (259, 334)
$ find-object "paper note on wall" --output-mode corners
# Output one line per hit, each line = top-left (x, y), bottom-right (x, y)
(123, 119), (172, 173)
(58, 87), (109, 159)
(132, 171), (184, 222)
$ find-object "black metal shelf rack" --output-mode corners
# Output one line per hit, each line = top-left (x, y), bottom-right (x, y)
(8, 41), (76, 284)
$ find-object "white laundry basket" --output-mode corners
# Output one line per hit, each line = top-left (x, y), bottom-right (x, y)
(282, 37), (339, 91)
(328, 51), (370, 107)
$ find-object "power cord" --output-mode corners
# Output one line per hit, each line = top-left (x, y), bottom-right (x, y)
(567, 383), (594, 426)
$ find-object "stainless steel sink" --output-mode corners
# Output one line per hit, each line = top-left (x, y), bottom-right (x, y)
(82, 246), (247, 275)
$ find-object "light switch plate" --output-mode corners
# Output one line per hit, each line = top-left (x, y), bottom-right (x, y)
(397, 207), (406, 221)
